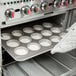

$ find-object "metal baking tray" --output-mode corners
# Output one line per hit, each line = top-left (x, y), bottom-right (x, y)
(2, 22), (66, 61)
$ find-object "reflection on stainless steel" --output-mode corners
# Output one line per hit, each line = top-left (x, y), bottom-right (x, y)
(3, 52), (76, 76)
(49, 53), (76, 69)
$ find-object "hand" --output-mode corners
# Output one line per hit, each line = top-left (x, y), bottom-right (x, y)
(51, 23), (76, 54)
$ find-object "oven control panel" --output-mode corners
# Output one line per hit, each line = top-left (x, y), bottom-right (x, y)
(0, 0), (76, 28)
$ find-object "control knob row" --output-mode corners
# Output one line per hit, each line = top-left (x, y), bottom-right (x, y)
(5, 2), (48, 18)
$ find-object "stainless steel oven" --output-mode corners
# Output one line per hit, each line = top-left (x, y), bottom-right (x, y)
(0, 0), (76, 76)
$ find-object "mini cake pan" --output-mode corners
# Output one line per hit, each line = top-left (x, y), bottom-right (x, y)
(2, 23), (65, 61)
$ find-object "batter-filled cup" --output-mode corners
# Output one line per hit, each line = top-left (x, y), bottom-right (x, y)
(50, 35), (61, 43)
(23, 27), (34, 33)
(43, 22), (53, 28)
(27, 42), (41, 51)
(19, 36), (32, 43)
(12, 30), (22, 37)
(14, 46), (28, 56)
(51, 27), (61, 34)
(59, 32), (66, 38)
(6, 39), (20, 47)
(39, 39), (52, 47)
(33, 25), (43, 31)
(2, 33), (11, 40)
(41, 30), (52, 37)
(31, 33), (42, 40)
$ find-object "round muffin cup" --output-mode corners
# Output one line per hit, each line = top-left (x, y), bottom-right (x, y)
(12, 30), (22, 37)
(23, 27), (34, 34)
(2, 33), (11, 40)
(50, 35), (61, 43)
(41, 30), (52, 37)
(27, 42), (41, 51)
(43, 22), (53, 28)
(51, 27), (62, 34)
(59, 32), (66, 38)
(31, 33), (42, 40)
(33, 25), (43, 31)
(19, 36), (32, 44)
(6, 39), (20, 48)
(14, 46), (29, 56)
(39, 39), (52, 47)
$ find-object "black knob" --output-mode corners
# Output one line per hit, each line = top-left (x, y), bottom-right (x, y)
(21, 6), (30, 15)
(31, 4), (39, 13)
(5, 9), (14, 18)
(41, 2), (48, 11)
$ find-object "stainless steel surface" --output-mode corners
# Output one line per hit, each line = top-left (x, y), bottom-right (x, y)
(0, 0), (76, 28)
(3, 51), (76, 76)
(48, 53), (76, 69)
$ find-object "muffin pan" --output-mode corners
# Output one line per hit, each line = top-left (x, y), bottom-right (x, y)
(2, 22), (67, 61)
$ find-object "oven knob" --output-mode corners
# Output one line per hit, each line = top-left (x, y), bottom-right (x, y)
(54, 1), (61, 8)
(5, 9), (14, 18)
(74, 0), (76, 4)
(62, 0), (68, 6)
(31, 5), (39, 13)
(41, 2), (48, 11)
(21, 6), (30, 15)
